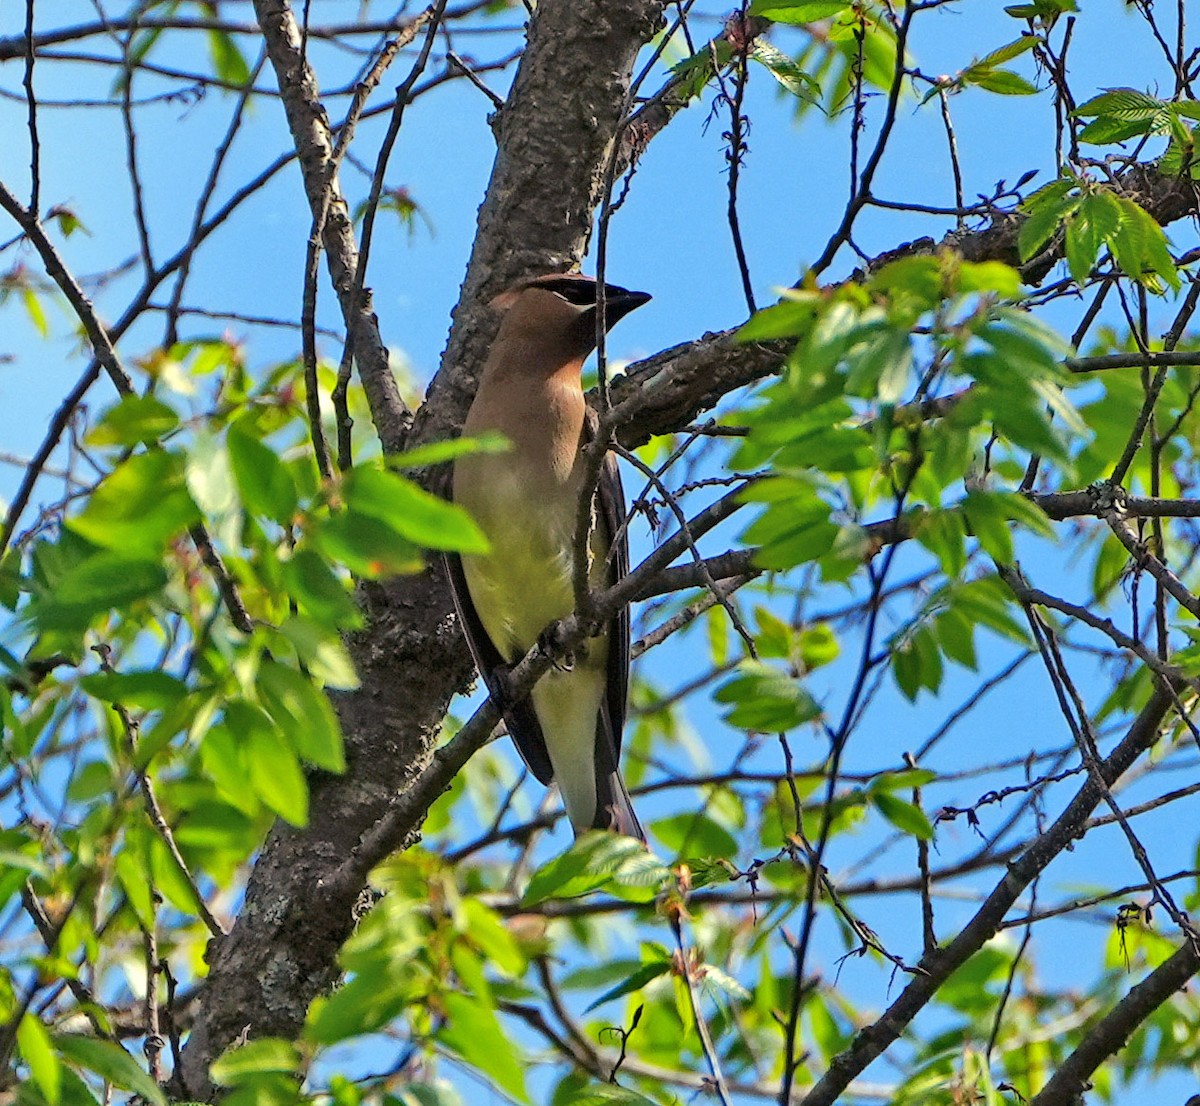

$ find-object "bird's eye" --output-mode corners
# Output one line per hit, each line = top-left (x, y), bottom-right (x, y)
(539, 278), (599, 307)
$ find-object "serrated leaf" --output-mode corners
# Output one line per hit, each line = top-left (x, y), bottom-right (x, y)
(1018, 191), (1080, 261)
(523, 832), (652, 905)
(1074, 87), (1164, 121)
(1078, 115), (1158, 145)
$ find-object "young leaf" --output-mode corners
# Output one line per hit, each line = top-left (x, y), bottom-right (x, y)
(438, 992), (529, 1103)
(210, 1038), (302, 1085)
(18, 1016), (60, 1106)
(227, 424), (299, 524)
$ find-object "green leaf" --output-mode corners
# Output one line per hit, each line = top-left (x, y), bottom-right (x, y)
(27, 553), (167, 633)
(934, 607), (978, 670)
(563, 1087), (660, 1106)
(714, 662), (822, 731)
(972, 35), (1038, 68)
(523, 832), (653, 905)
(22, 286), (49, 337)
(966, 68), (1037, 96)
(583, 960), (671, 1012)
(68, 451), (199, 554)
(650, 812), (738, 858)
(457, 898), (526, 977)
(949, 576), (1032, 646)
(750, 41), (821, 106)
(846, 329), (912, 404)
(741, 482), (838, 570)
(749, 0), (850, 21)
(798, 623), (840, 670)
(87, 395), (180, 448)
(53, 1035), (165, 1105)
(275, 617), (359, 691)
(342, 465), (489, 554)
(206, 30), (251, 86)
(736, 296), (820, 341)
(915, 510), (967, 577)
(245, 723), (308, 826)
(114, 845), (155, 930)
(701, 963), (752, 1004)
(872, 792), (935, 839)
(227, 424), (299, 524)
(963, 492), (1015, 564)
(956, 260), (1022, 298)
(1108, 195), (1180, 290)
(306, 977), (412, 1045)
(893, 625), (942, 702)
(281, 549), (360, 627)
(1018, 188), (1080, 262)
(1074, 87), (1164, 122)
(312, 511), (424, 578)
(210, 1038), (301, 1086)
(438, 992), (529, 1103)
(256, 659), (345, 772)
(19, 1016), (60, 1106)
(79, 670), (187, 712)
(388, 433), (510, 469)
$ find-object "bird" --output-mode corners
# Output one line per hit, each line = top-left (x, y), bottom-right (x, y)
(446, 272), (651, 840)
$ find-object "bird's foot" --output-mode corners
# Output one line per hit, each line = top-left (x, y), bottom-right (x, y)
(537, 622), (582, 672)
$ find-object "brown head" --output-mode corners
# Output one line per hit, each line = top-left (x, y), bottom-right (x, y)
(485, 273), (652, 377)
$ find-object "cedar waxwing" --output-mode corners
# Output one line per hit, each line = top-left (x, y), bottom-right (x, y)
(446, 273), (651, 839)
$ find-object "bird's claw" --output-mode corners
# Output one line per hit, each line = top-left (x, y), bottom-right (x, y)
(537, 623), (579, 672)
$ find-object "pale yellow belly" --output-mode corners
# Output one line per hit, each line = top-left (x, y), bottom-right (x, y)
(457, 466), (609, 660)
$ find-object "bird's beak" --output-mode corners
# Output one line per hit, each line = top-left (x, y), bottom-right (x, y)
(600, 286), (652, 325)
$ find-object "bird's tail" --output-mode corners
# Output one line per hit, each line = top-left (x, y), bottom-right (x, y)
(595, 766), (646, 844)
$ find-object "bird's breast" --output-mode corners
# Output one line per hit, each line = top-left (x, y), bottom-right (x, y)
(457, 465), (601, 659)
